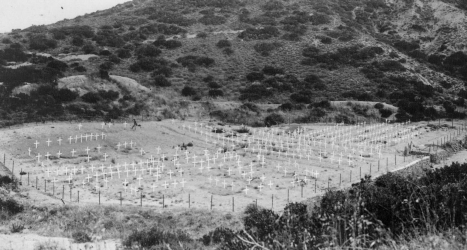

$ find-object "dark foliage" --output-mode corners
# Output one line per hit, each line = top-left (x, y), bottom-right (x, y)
(0, 197), (23, 215)
(253, 42), (281, 56)
(208, 89), (224, 97)
(264, 113), (285, 126)
(116, 49), (132, 59)
(310, 13), (331, 25)
(199, 14), (227, 25)
(148, 11), (196, 27)
(50, 25), (95, 39)
(181, 86), (197, 96)
(81, 92), (102, 103)
(71, 36), (84, 47)
(98, 90), (119, 101)
(136, 44), (161, 58)
(123, 227), (192, 248)
(72, 231), (92, 243)
(130, 58), (170, 72)
(238, 26), (280, 40)
(176, 55), (215, 69)
(139, 23), (186, 36)
(262, 65), (284, 75)
(379, 108), (393, 118)
(152, 75), (171, 87)
(246, 72), (265, 82)
(82, 43), (97, 54)
(216, 39), (232, 48)
(262, 0), (284, 11)
(208, 82), (221, 89)
(29, 34), (57, 51)
(93, 30), (125, 47)
(239, 84), (273, 101)
(0, 48), (29, 62)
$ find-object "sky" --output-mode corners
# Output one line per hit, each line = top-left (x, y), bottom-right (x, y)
(0, 0), (130, 33)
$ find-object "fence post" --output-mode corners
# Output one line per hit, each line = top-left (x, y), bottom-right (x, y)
(44, 180), (46, 193)
(120, 191), (122, 206)
(271, 195), (273, 209)
(163, 195), (165, 208)
(232, 197), (234, 212)
(210, 195), (213, 210)
(99, 190), (101, 205)
(36, 177), (38, 190)
(140, 191), (143, 207)
(78, 191), (79, 203)
(62, 185), (64, 200)
(188, 193), (190, 208)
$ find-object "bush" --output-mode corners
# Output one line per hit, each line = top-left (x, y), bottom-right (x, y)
(93, 30), (125, 47)
(99, 61), (114, 71)
(262, 65), (284, 75)
(181, 86), (197, 96)
(82, 43), (96, 54)
(29, 34), (57, 51)
(123, 227), (192, 249)
(56, 89), (79, 102)
(379, 108), (393, 118)
(318, 36), (332, 44)
(216, 39), (231, 48)
(117, 48), (132, 59)
(71, 36), (84, 46)
(152, 75), (171, 87)
(208, 82), (221, 89)
(246, 72), (265, 82)
(98, 90), (119, 101)
(47, 60), (68, 72)
(136, 44), (161, 58)
(238, 26), (280, 40)
(208, 89), (224, 97)
(71, 231), (91, 243)
(81, 92), (102, 103)
(374, 103), (384, 109)
(176, 55), (215, 68)
(197, 32), (208, 38)
(0, 48), (29, 62)
(264, 113), (285, 126)
(0, 198), (23, 215)
(253, 42), (281, 56)
(199, 14), (227, 25)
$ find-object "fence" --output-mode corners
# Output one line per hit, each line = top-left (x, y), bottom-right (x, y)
(1, 120), (466, 213)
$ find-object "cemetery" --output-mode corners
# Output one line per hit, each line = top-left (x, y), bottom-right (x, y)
(1, 119), (466, 213)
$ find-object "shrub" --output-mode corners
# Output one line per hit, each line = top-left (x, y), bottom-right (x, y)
(71, 231), (91, 243)
(99, 61), (114, 71)
(246, 72), (265, 82)
(310, 13), (331, 25)
(264, 113), (285, 126)
(262, 65), (284, 75)
(56, 89), (79, 102)
(163, 40), (182, 49)
(2, 38), (12, 44)
(253, 42), (281, 56)
(0, 198), (23, 215)
(81, 92), (102, 103)
(223, 47), (234, 55)
(71, 36), (84, 46)
(136, 44), (161, 58)
(197, 32), (208, 38)
(123, 227), (192, 249)
(29, 34), (57, 51)
(47, 60), (68, 72)
(108, 54), (121, 64)
(238, 26), (280, 40)
(374, 103), (384, 109)
(199, 14), (227, 25)
(117, 48), (132, 59)
(152, 75), (171, 87)
(318, 36), (332, 44)
(181, 86), (197, 96)
(208, 89), (224, 97)
(10, 222), (24, 233)
(208, 82), (221, 89)
(302, 46), (320, 57)
(176, 55), (215, 68)
(216, 39), (231, 48)
(93, 30), (125, 47)
(379, 108), (393, 118)
(0, 48), (29, 62)
(98, 90), (119, 101)
(82, 43), (96, 54)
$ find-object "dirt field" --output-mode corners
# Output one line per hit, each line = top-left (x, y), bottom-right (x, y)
(0, 119), (466, 213)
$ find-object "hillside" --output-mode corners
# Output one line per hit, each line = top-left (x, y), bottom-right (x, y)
(1, 0), (467, 126)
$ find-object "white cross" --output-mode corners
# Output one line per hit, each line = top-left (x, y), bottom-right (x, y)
(140, 148), (145, 155)
(34, 140), (39, 148)
(123, 121), (128, 128)
(44, 152), (51, 161)
(67, 174), (73, 184)
(71, 149), (76, 157)
(101, 132), (106, 140)
(28, 147), (31, 156)
(268, 180), (273, 189)
(137, 175), (143, 186)
(46, 139), (51, 147)
(116, 143), (121, 150)
(97, 145), (102, 153)
(172, 180), (178, 188)
(151, 182), (157, 192)
(162, 181), (169, 189)
(180, 179), (186, 187)
(243, 186), (249, 195)
(258, 183), (264, 192)
(78, 123), (82, 130)
(57, 137), (62, 145)
(68, 136), (73, 144)
(103, 153), (108, 161)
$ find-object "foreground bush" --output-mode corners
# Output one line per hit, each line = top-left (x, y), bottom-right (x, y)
(206, 162), (467, 249)
(123, 227), (193, 249)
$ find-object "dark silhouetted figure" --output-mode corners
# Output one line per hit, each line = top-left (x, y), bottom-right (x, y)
(131, 119), (141, 130)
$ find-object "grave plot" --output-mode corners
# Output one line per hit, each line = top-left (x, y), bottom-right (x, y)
(5, 119), (464, 212)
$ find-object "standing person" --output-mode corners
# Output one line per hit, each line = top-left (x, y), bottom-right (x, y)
(131, 119), (141, 130)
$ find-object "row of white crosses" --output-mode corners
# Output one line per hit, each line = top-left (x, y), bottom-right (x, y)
(32, 132), (106, 149)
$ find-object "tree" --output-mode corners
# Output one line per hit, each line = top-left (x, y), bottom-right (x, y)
(181, 86), (196, 96)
